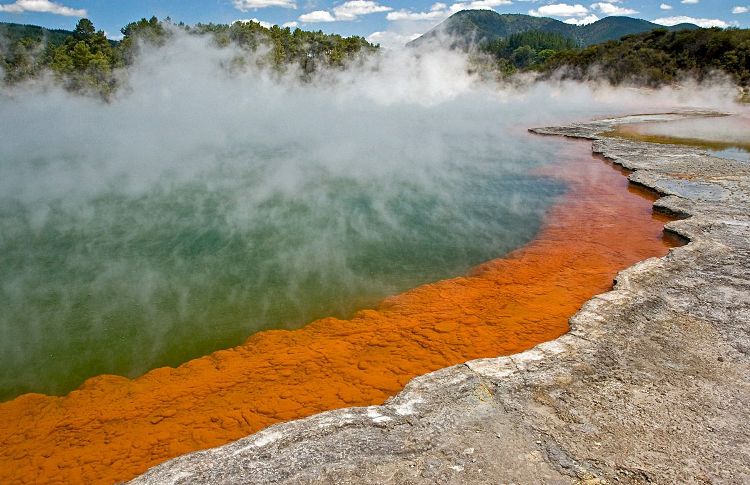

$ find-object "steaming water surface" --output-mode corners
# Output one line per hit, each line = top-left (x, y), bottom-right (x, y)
(0, 136), (568, 400)
(0, 96), (575, 400)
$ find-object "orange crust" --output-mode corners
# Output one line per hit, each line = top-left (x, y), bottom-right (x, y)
(0, 140), (679, 484)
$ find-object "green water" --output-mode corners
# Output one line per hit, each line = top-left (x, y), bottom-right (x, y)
(0, 139), (567, 401)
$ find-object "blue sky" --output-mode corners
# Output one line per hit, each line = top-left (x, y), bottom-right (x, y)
(0, 0), (748, 47)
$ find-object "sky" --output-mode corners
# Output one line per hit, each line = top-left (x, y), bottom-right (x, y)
(0, 0), (748, 48)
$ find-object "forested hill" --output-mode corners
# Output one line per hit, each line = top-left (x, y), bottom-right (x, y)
(541, 27), (750, 87)
(0, 22), (78, 47)
(478, 26), (749, 89)
(408, 10), (699, 49)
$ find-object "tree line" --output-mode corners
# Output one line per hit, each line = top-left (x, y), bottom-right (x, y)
(480, 30), (577, 74)
(3, 17), (749, 97)
(1, 17), (378, 96)
(478, 27), (749, 89)
(536, 27), (749, 87)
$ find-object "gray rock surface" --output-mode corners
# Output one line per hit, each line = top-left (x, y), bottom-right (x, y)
(130, 113), (750, 485)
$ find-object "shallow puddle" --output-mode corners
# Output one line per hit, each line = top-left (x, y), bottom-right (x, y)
(608, 113), (750, 159)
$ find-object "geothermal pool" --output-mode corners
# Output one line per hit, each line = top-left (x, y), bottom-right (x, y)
(0, 136), (680, 485)
(0, 128), (568, 400)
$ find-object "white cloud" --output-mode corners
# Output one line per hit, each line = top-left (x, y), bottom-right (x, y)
(660, 3), (672, 10)
(529, 3), (589, 18)
(366, 30), (421, 48)
(564, 13), (600, 24)
(298, 1), (392, 23)
(333, 0), (392, 21)
(233, 0), (296, 11)
(104, 31), (124, 41)
(591, 2), (637, 15)
(299, 10), (336, 22)
(0, 0), (86, 16)
(282, 21), (299, 28)
(387, 4), (449, 21)
(234, 18), (274, 28)
(451, 0), (512, 10)
(653, 15), (729, 27)
(680, 0), (698, 4)
(732, 6), (748, 13)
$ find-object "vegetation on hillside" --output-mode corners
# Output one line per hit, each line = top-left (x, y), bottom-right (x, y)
(0, 22), (73, 46)
(540, 27), (750, 87)
(408, 10), (746, 90)
(473, 25), (748, 89)
(189, 21), (375, 70)
(0, 17), (377, 96)
(481, 30), (576, 73)
(409, 10), (697, 49)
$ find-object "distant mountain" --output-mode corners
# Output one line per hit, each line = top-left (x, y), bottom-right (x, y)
(0, 22), (75, 47)
(408, 11), (700, 48)
(578, 16), (698, 45)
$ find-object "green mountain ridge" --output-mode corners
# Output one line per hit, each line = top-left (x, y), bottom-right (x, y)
(0, 22), (74, 46)
(408, 11), (700, 48)
(0, 21), (119, 47)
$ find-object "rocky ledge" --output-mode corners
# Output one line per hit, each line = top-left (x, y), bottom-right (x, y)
(130, 113), (750, 484)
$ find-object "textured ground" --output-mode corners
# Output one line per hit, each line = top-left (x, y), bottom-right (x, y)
(131, 113), (750, 485)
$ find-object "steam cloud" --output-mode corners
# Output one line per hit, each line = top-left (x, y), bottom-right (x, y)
(0, 31), (744, 399)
